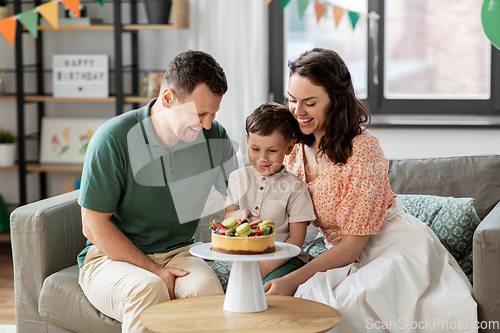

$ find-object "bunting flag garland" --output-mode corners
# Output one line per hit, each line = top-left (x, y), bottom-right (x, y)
(280, 0), (291, 11)
(0, 17), (16, 45)
(297, 0), (309, 19)
(333, 6), (344, 27)
(266, 0), (371, 31)
(17, 9), (39, 39)
(348, 11), (360, 29)
(61, 0), (81, 18)
(314, 1), (327, 23)
(38, 1), (60, 30)
(0, 0), (95, 45)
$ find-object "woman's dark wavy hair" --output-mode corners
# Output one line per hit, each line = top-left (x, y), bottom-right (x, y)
(288, 48), (371, 165)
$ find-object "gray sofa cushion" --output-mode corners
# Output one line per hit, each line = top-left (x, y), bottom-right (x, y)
(38, 265), (121, 333)
(388, 155), (500, 220)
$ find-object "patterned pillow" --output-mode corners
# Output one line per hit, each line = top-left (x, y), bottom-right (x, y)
(399, 194), (481, 281)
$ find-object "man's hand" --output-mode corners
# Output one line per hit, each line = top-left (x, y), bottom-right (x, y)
(156, 267), (189, 300)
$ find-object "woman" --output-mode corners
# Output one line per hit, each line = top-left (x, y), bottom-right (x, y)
(264, 48), (477, 332)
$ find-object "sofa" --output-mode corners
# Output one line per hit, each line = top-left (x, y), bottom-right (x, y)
(10, 155), (500, 333)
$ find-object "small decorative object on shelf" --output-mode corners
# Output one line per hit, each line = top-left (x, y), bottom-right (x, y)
(147, 72), (164, 97)
(0, 0), (11, 20)
(145, 0), (172, 24)
(0, 128), (16, 167)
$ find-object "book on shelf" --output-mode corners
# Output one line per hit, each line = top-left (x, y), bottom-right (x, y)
(40, 17), (104, 26)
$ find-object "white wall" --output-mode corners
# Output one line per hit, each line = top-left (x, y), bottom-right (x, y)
(370, 128), (500, 160)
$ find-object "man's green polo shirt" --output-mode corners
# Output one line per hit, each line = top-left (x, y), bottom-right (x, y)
(77, 99), (238, 268)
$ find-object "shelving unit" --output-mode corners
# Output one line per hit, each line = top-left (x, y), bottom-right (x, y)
(7, 0), (189, 206)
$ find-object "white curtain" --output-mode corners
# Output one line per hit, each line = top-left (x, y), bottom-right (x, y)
(188, 0), (269, 154)
(139, 0), (269, 155)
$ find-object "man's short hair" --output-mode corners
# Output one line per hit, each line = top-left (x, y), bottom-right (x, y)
(162, 50), (228, 100)
(246, 102), (299, 142)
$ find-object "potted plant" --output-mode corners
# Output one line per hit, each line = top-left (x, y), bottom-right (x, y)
(0, 0), (11, 20)
(144, 0), (172, 25)
(0, 128), (16, 167)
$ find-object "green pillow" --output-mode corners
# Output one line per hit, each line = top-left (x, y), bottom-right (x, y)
(399, 194), (481, 281)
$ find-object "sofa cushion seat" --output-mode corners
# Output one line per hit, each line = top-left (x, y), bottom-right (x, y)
(38, 265), (121, 333)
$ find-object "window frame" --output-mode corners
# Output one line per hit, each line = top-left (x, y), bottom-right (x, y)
(269, 0), (500, 128)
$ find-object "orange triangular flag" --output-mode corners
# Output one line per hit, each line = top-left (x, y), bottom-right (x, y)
(333, 6), (344, 27)
(38, 0), (59, 29)
(314, 1), (328, 23)
(61, 0), (81, 18)
(265, 0), (273, 5)
(0, 16), (16, 45)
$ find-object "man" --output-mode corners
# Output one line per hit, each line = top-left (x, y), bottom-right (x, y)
(77, 50), (238, 332)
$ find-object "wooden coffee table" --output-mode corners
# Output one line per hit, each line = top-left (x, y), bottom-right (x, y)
(140, 294), (341, 333)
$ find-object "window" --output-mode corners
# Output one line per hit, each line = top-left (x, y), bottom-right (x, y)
(270, 0), (500, 125)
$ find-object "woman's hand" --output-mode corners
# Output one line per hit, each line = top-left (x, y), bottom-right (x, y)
(263, 275), (299, 296)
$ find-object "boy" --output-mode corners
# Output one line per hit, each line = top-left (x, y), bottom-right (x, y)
(225, 102), (316, 283)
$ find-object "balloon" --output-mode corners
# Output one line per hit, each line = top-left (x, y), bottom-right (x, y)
(481, 0), (500, 50)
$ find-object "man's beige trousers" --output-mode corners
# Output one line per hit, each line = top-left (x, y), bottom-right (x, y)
(79, 244), (223, 333)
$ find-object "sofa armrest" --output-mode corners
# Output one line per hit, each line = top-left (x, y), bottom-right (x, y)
(473, 201), (500, 331)
(10, 190), (85, 332)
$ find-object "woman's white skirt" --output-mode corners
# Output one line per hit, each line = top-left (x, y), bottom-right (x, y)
(294, 198), (478, 333)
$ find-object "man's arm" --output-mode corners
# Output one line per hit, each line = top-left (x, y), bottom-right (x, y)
(81, 207), (188, 299)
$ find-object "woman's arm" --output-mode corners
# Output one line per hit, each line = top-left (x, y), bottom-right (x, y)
(264, 234), (370, 296)
(259, 221), (307, 280)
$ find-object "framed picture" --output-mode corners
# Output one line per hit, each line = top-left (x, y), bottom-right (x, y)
(40, 117), (109, 164)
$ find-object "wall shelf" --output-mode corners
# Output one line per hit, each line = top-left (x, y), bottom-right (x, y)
(22, 96), (152, 104)
(0, 164), (83, 173)
(5, 0), (189, 206)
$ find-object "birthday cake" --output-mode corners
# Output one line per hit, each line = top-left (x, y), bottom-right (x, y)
(211, 218), (276, 255)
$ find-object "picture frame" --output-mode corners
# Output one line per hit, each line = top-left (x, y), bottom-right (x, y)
(40, 117), (109, 164)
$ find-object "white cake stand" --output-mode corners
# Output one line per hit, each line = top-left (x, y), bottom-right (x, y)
(190, 242), (300, 313)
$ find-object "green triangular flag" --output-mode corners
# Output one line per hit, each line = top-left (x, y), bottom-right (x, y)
(17, 9), (38, 38)
(297, 0), (309, 19)
(94, 0), (104, 6)
(348, 11), (360, 29)
(280, 0), (291, 11)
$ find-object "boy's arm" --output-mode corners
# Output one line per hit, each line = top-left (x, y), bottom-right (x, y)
(259, 221), (307, 280)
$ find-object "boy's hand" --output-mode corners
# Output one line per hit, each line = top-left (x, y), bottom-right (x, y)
(235, 209), (259, 221)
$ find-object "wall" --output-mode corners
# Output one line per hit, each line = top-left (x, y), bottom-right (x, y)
(370, 128), (500, 159)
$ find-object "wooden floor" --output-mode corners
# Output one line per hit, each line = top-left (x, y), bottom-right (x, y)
(0, 233), (15, 325)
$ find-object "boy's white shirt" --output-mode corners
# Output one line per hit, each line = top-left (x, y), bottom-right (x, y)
(225, 165), (316, 261)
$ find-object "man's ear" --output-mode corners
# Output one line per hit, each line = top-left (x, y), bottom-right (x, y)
(286, 139), (296, 155)
(160, 88), (176, 108)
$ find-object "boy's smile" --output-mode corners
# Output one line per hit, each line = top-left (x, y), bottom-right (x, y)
(247, 131), (294, 177)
